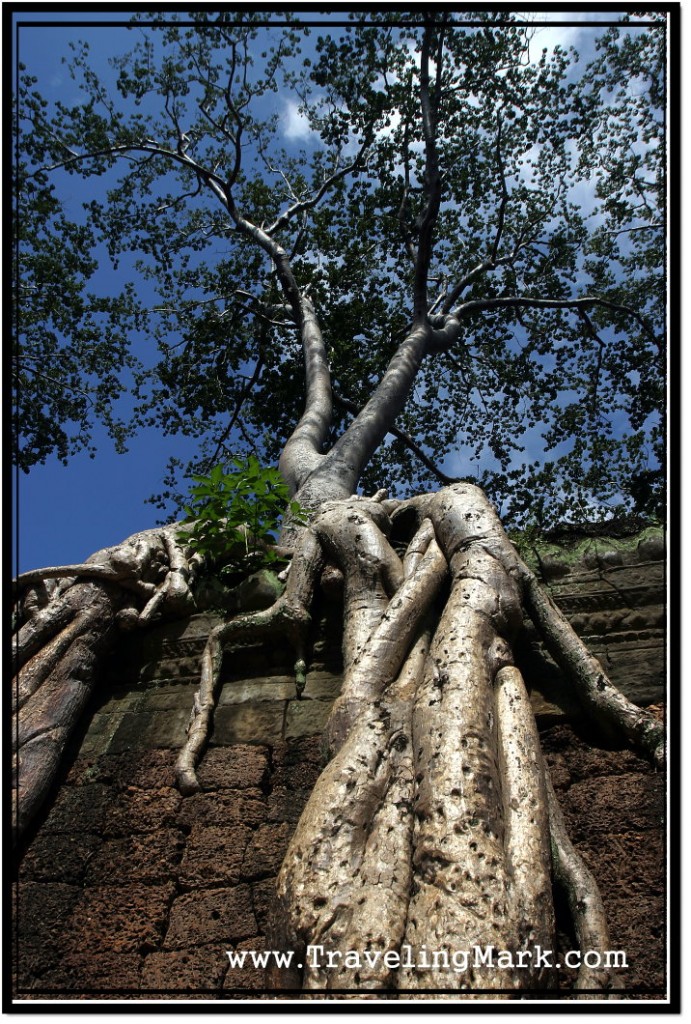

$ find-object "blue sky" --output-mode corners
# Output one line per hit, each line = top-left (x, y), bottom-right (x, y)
(12, 9), (666, 574)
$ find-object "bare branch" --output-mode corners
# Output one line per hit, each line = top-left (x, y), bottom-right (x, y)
(204, 356), (265, 470)
(265, 144), (369, 238)
(413, 25), (443, 322)
(490, 112), (509, 265)
(31, 141), (229, 201)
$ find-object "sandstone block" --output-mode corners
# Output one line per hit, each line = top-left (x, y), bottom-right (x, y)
(164, 885), (257, 949)
(177, 824), (252, 889)
(19, 832), (102, 885)
(67, 882), (176, 955)
(103, 786), (182, 837)
(141, 948), (227, 992)
(35, 952), (143, 994)
(211, 703), (285, 745)
(195, 745), (270, 790)
(40, 783), (113, 835)
(218, 676), (297, 705)
(84, 829), (186, 885)
(241, 822), (293, 879)
(108, 709), (191, 752)
(176, 790), (266, 830)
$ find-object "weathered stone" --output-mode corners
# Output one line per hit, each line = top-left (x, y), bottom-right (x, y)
(227, 569), (284, 611)
(141, 948), (227, 992)
(561, 774), (665, 840)
(177, 825), (252, 889)
(241, 823), (293, 879)
(103, 786), (182, 837)
(163, 885), (257, 949)
(19, 832), (102, 885)
(638, 532), (665, 561)
(271, 736), (326, 793)
(138, 658), (201, 683)
(301, 670), (342, 700)
(76, 712), (129, 759)
(537, 553), (570, 579)
(14, 882), (81, 956)
(40, 784), (113, 835)
(13, 531), (667, 998)
(176, 790), (266, 830)
(134, 684), (198, 712)
(64, 748), (178, 789)
(250, 879), (278, 934)
(195, 745), (270, 790)
(34, 952), (143, 994)
(284, 699), (332, 739)
(67, 883), (176, 955)
(84, 829), (186, 885)
(218, 677), (297, 705)
(223, 936), (269, 992)
(108, 709), (191, 752)
(266, 787), (312, 823)
(91, 689), (140, 716)
(210, 703), (286, 745)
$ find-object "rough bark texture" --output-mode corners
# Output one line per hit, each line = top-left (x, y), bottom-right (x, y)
(12, 525), (200, 843)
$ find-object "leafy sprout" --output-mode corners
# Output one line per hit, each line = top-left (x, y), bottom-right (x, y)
(178, 456), (307, 578)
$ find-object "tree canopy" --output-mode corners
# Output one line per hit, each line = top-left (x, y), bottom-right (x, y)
(15, 10), (667, 528)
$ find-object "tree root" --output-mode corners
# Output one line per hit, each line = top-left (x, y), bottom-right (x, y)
(175, 528), (325, 795)
(267, 483), (662, 997)
(545, 774), (621, 995)
(12, 525), (202, 842)
(12, 481), (664, 996)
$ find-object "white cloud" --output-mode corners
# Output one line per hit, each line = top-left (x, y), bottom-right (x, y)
(282, 98), (314, 141)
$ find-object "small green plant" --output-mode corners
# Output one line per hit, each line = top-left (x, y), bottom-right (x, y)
(178, 456), (307, 577)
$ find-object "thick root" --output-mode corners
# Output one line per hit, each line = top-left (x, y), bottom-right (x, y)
(270, 483), (635, 998)
(12, 524), (203, 840)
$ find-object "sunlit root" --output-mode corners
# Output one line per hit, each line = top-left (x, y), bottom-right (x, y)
(320, 515), (446, 755)
(12, 582), (120, 842)
(275, 513), (446, 989)
(272, 482), (640, 997)
(12, 524), (203, 841)
(520, 573), (664, 768)
(399, 482), (664, 767)
(495, 666), (555, 989)
(278, 631), (429, 990)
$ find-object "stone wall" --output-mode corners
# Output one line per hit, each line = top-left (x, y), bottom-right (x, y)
(13, 529), (667, 1001)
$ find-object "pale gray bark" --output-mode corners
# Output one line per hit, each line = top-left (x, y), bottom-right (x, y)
(13, 475), (662, 998)
(268, 483), (660, 995)
(12, 525), (200, 843)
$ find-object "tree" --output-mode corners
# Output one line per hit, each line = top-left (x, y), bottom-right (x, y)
(13, 10), (667, 997)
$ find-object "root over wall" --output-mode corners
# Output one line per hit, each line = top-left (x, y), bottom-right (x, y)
(12, 535), (666, 1001)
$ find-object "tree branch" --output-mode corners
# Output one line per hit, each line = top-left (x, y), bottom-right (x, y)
(265, 144), (369, 238)
(452, 295), (660, 349)
(333, 390), (460, 487)
(413, 24), (443, 323)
